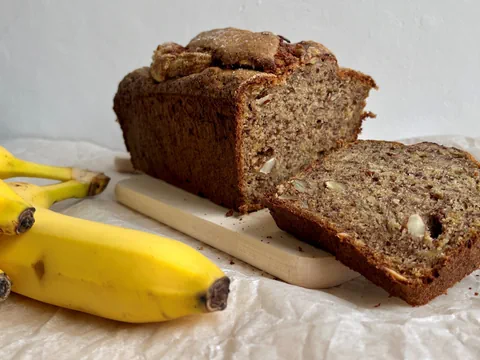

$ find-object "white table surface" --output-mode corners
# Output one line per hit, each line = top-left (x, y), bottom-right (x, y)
(0, 136), (479, 360)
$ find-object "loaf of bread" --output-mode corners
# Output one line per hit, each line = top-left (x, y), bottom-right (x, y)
(265, 140), (480, 305)
(113, 28), (377, 212)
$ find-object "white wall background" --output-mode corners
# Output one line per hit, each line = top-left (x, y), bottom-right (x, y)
(1, 0), (479, 151)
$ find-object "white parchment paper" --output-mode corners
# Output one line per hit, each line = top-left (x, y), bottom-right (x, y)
(0, 136), (479, 360)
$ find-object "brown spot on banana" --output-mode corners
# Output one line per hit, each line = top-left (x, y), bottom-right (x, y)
(145, 291), (172, 320)
(33, 259), (45, 280)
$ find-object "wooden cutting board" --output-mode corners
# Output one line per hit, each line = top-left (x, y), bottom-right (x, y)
(115, 174), (359, 289)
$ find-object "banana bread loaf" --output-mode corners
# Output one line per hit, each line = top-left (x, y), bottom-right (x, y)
(113, 27), (377, 212)
(265, 140), (480, 305)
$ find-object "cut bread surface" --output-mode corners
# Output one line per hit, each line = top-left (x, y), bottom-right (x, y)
(266, 140), (480, 304)
(240, 60), (374, 211)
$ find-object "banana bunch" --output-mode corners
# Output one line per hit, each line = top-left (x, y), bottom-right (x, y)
(0, 145), (111, 305)
(0, 146), (110, 235)
(0, 147), (230, 322)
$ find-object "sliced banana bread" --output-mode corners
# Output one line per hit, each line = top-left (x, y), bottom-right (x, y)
(113, 27), (377, 213)
(265, 140), (480, 305)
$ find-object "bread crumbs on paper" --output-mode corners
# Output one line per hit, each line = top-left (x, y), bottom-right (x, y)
(266, 236), (272, 239)
(374, 303), (381, 308)
(225, 209), (234, 217)
(197, 246), (204, 251)
(230, 260), (235, 265)
(475, 292), (479, 296)
(298, 246), (304, 252)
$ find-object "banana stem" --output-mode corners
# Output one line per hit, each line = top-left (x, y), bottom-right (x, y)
(42, 180), (91, 208)
(204, 276), (230, 312)
(0, 272), (12, 302)
(16, 207), (36, 234)
(0, 195), (36, 235)
(2, 159), (73, 181)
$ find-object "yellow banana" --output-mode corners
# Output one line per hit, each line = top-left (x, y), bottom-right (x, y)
(0, 146), (111, 189)
(0, 181), (230, 323)
(8, 180), (107, 209)
(0, 269), (12, 302)
(0, 180), (35, 235)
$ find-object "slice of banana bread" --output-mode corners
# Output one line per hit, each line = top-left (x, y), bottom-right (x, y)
(113, 27), (376, 213)
(265, 140), (480, 305)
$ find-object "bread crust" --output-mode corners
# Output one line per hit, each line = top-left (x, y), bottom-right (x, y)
(267, 197), (480, 305)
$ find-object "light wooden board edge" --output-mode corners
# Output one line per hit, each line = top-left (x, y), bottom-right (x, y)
(115, 175), (359, 289)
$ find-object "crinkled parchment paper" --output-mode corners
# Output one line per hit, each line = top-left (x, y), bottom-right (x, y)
(0, 136), (479, 360)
